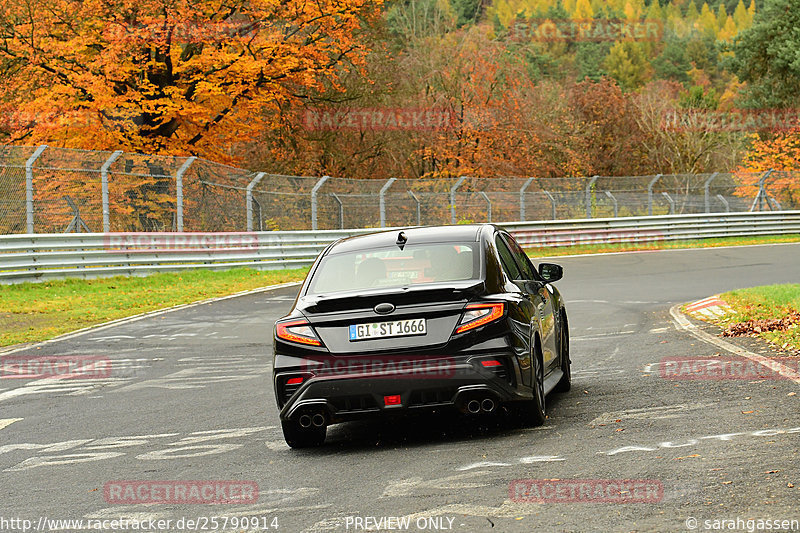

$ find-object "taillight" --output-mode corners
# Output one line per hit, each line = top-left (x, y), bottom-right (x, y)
(276, 319), (322, 346)
(456, 302), (505, 334)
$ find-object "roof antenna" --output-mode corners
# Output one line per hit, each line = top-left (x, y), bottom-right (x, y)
(396, 231), (407, 250)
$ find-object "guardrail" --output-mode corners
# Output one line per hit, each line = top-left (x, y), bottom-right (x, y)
(1, 211), (799, 284)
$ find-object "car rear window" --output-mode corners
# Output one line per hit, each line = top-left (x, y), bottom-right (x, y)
(307, 243), (480, 295)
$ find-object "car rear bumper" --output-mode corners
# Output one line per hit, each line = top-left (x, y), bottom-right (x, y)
(274, 355), (529, 424)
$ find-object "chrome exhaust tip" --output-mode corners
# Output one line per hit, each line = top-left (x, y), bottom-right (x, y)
(467, 400), (481, 414)
(481, 398), (495, 412)
(299, 415), (312, 428)
(311, 413), (326, 427)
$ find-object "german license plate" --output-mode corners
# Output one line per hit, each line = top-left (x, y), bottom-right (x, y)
(349, 318), (426, 341)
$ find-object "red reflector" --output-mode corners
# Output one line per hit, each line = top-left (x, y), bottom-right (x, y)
(286, 377), (304, 385)
(481, 360), (502, 367)
(384, 395), (402, 406)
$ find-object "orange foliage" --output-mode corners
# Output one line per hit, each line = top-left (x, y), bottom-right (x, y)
(0, 0), (380, 162)
(736, 130), (800, 208)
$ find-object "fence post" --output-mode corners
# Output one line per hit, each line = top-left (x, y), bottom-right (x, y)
(379, 177), (396, 228)
(716, 194), (730, 212)
(100, 150), (123, 232)
(450, 176), (467, 225)
(519, 177), (534, 221)
(648, 174), (662, 216)
(543, 190), (557, 220)
(408, 191), (421, 226)
(749, 169), (773, 212)
(703, 172), (718, 214)
(246, 172), (266, 231)
(605, 191), (618, 217)
(175, 156), (196, 232)
(25, 145), (47, 234)
(311, 176), (330, 231)
(330, 193), (344, 229)
(479, 192), (492, 223)
(585, 175), (598, 219)
(662, 192), (675, 214)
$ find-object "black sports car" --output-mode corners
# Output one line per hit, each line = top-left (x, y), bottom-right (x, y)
(272, 224), (570, 447)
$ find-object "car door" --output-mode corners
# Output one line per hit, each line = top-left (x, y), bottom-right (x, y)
(499, 231), (558, 374)
(492, 232), (537, 387)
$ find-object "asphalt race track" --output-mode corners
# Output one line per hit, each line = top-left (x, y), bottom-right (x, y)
(2, 243), (799, 533)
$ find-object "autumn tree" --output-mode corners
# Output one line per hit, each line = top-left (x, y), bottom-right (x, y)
(0, 0), (381, 160)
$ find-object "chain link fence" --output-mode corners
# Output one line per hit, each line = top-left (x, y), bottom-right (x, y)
(1, 144), (797, 234)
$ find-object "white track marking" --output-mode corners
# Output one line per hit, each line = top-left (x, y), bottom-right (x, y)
(670, 304), (800, 385)
(0, 418), (23, 430)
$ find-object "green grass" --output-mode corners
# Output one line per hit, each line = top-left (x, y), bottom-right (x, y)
(719, 284), (800, 351)
(0, 267), (309, 347)
(526, 234), (800, 257)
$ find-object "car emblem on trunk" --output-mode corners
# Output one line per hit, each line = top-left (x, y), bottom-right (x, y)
(374, 302), (395, 314)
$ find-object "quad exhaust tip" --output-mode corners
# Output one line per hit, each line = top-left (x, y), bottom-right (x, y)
(311, 413), (326, 427)
(467, 397), (496, 414)
(299, 414), (312, 428)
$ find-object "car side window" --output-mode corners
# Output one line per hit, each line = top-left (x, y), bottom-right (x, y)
(494, 235), (522, 281)
(501, 233), (538, 281)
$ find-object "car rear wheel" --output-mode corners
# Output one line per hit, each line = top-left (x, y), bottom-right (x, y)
(554, 311), (571, 393)
(281, 420), (326, 448)
(515, 341), (546, 427)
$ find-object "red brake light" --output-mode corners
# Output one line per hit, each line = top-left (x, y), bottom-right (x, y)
(286, 377), (304, 385)
(276, 319), (322, 346)
(456, 303), (505, 334)
(384, 395), (402, 406)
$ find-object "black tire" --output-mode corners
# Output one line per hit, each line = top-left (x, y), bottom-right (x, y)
(281, 420), (326, 448)
(516, 340), (546, 427)
(554, 311), (571, 393)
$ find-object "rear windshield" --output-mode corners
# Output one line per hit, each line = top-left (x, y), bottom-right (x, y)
(307, 242), (480, 295)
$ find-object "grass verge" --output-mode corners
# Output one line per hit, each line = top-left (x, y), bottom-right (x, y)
(718, 284), (800, 352)
(527, 234), (800, 257)
(0, 267), (309, 347)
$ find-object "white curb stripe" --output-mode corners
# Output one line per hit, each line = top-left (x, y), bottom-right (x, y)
(670, 304), (800, 386)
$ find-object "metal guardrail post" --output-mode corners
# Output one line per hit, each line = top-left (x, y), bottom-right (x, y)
(519, 177), (534, 221)
(605, 191), (618, 217)
(408, 191), (422, 226)
(703, 172), (718, 214)
(100, 150), (123, 233)
(716, 194), (730, 212)
(311, 176), (330, 231)
(25, 145), (47, 234)
(479, 192), (492, 223)
(450, 176), (467, 225)
(330, 193), (344, 229)
(648, 174), (662, 216)
(175, 156), (196, 232)
(379, 178), (396, 228)
(662, 192), (675, 214)
(543, 190), (557, 220)
(246, 172), (266, 232)
(585, 175), (599, 219)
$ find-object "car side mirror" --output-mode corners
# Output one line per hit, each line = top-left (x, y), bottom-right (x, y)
(538, 263), (563, 283)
